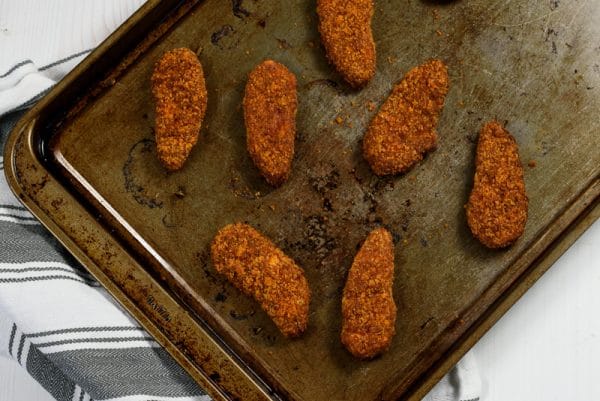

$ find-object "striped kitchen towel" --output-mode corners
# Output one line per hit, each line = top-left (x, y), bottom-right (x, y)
(0, 49), (91, 115)
(0, 1), (480, 401)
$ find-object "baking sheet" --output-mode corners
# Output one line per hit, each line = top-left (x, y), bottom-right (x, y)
(6, 0), (600, 400)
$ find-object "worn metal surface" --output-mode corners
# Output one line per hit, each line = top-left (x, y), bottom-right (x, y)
(5, 0), (600, 400)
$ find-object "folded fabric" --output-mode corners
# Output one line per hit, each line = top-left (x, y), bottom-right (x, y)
(0, 51), (90, 115)
(0, 2), (480, 401)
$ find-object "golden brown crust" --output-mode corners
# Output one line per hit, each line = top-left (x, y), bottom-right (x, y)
(466, 121), (528, 248)
(243, 60), (297, 187)
(210, 223), (310, 337)
(341, 228), (396, 359)
(363, 59), (449, 176)
(316, 0), (376, 88)
(151, 48), (207, 171)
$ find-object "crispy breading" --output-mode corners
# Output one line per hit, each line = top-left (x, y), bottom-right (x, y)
(316, 0), (376, 88)
(363, 59), (449, 176)
(466, 121), (528, 248)
(243, 60), (298, 187)
(341, 228), (396, 359)
(210, 223), (310, 337)
(151, 48), (207, 171)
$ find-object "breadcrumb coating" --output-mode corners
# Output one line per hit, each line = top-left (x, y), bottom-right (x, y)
(210, 223), (310, 337)
(244, 60), (297, 187)
(151, 48), (207, 171)
(341, 228), (396, 359)
(363, 59), (449, 176)
(466, 121), (528, 248)
(316, 0), (376, 88)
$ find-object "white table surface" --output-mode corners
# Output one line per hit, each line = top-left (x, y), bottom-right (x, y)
(2, 219), (598, 401)
(1, 1), (599, 400)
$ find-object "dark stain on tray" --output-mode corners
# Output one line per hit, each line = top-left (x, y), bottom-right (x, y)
(162, 213), (177, 228)
(197, 249), (219, 284)
(309, 169), (340, 194)
(300, 215), (337, 260)
(50, 198), (65, 210)
(383, 224), (402, 244)
(123, 139), (164, 209)
(174, 186), (187, 199)
(231, 0), (250, 19)
(211, 25), (236, 49)
(209, 372), (222, 383)
(229, 309), (256, 320)
(276, 38), (292, 50)
(215, 292), (227, 302)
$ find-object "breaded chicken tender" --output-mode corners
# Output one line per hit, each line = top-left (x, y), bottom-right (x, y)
(341, 228), (396, 359)
(210, 223), (310, 337)
(363, 59), (449, 176)
(316, 0), (376, 88)
(466, 121), (528, 248)
(151, 48), (207, 171)
(243, 60), (297, 187)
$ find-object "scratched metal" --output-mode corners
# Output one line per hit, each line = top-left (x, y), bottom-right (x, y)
(38, 0), (600, 400)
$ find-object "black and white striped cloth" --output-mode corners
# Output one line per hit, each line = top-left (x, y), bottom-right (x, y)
(0, 2), (479, 401)
(0, 49), (92, 114)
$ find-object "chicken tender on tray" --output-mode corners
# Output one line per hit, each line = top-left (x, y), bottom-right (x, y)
(466, 121), (528, 248)
(363, 59), (449, 176)
(341, 228), (397, 359)
(210, 223), (310, 337)
(244, 60), (297, 187)
(151, 48), (207, 171)
(316, 0), (376, 88)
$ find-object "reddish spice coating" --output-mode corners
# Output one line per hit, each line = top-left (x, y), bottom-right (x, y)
(316, 0), (376, 88)
(151, 48), (207, 171)
(243, 60), (297, 187)
(210, 223), (310, 337)
(466, 121), (528, 248)
(363, 59), (449, 176)
(341, 228), (396, 359)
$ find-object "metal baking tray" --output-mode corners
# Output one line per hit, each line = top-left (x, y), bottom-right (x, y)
(5, 0), (599, 400)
